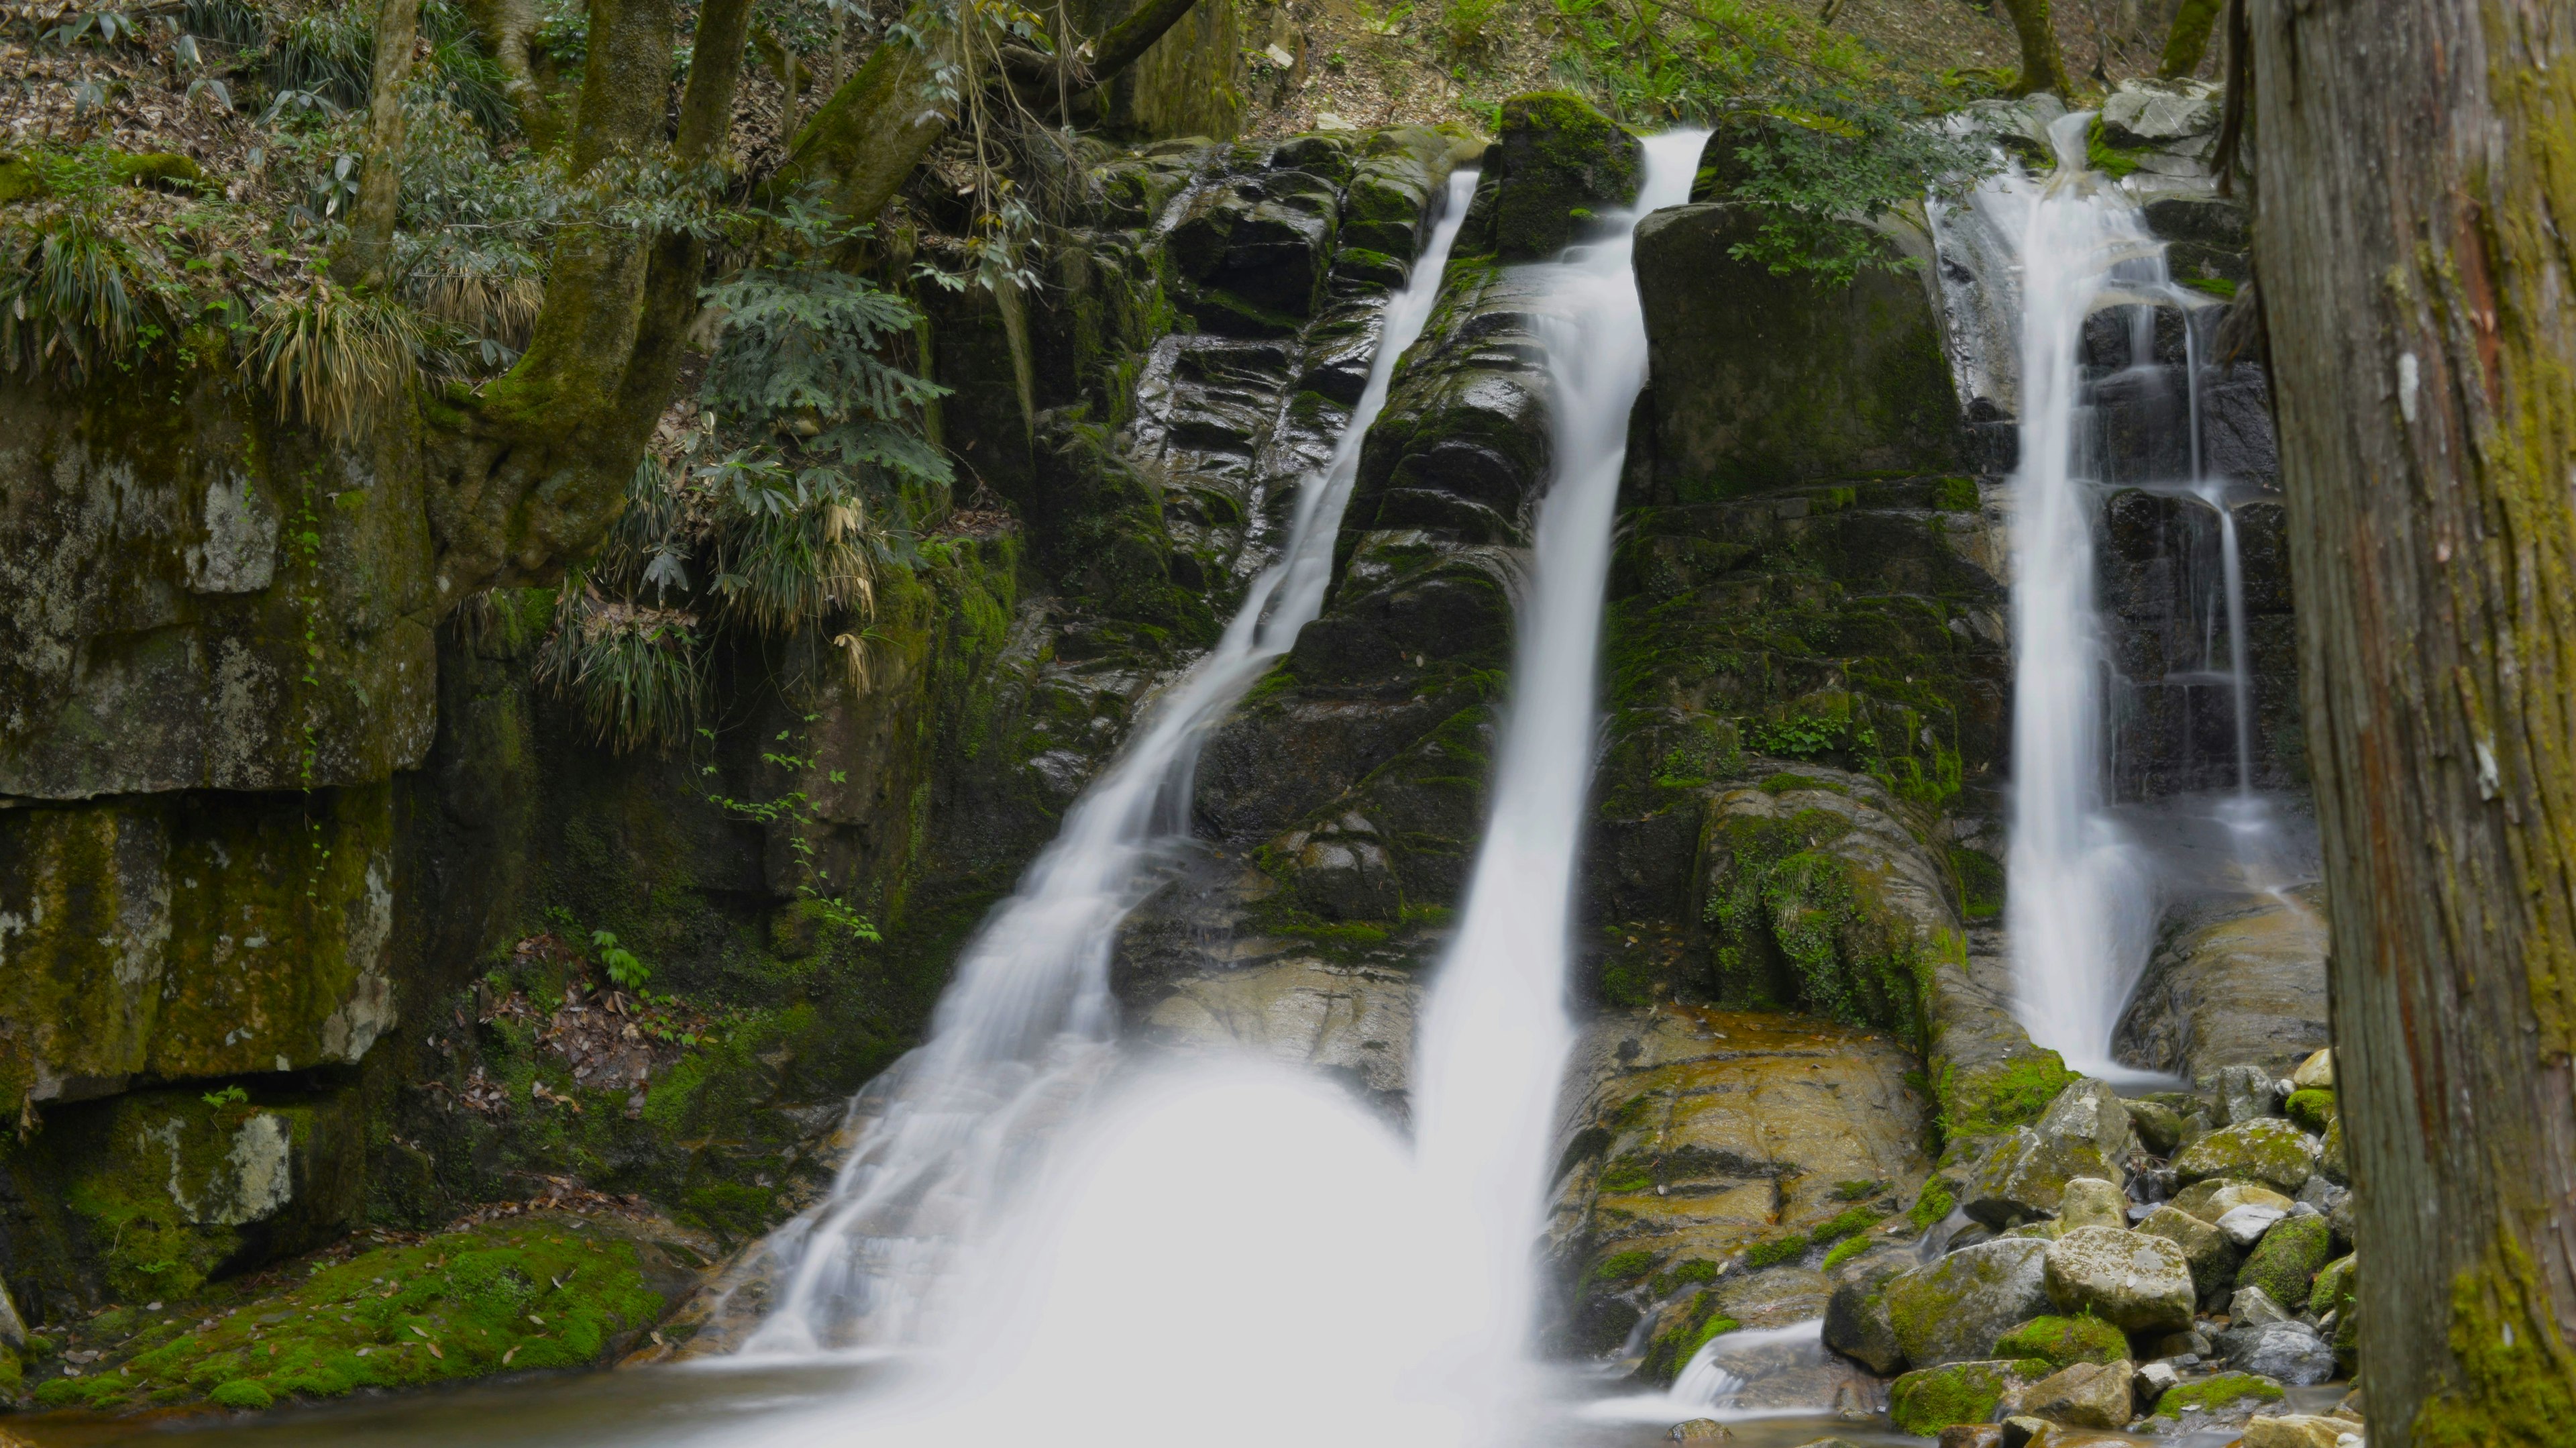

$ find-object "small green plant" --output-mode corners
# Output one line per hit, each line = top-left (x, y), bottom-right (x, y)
(247, 279), (425, 436)
(1443, 0), (1501, 50)
(200, 1085), (250, 1108)
(589, 931), (649, 991)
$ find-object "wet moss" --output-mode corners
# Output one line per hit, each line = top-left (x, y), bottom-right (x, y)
(1993, 1314), (2127, 1367)
(2146, 1370), (2286, 1424)
(29, 1217), (666, 1412)
(1889, 1359), (2022, 1435)
(2284, 1087), (2334, 1134)
(1702, 808), (1929, 1045)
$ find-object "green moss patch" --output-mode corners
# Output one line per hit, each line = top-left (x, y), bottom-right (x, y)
(1889, 1359), (2025, 1435)
(2146, 1369), (2286, 1424)
(2285, 1088), (2335, 1134)
(29, 1217), (672, 1414)
(2236, 1213), (2332, 1309)
(1992, 1314), (2128, 1368)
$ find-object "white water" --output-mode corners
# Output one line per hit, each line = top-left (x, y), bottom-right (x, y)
(1410, 125), (1708, 1379)
(1982, 113), (2163, 1073)
(739, 166), (1483, 1355)
(714, 132), (1705, 1448)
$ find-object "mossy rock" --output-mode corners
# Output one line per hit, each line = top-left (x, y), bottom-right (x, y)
(1465, 91), (1643, 261)
(2144, 1369), (2286, 1425)
(1992, 1313), (2129, 1368)
(1888, 1359), (2041, 1435)
(2284, 1087), (2334, 1134)
(2310, 1251), (2356, 1320)
(2171, 1117), (2318, 1193)
(28, 1214), (689, 1413)
(2235, 1213), (2332, 1309)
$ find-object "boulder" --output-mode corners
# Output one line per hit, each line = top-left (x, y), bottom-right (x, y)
(2147, 1327), (2213, 1360)
(1630, 202), (1961, 497)
(1881, 1239), (2053, 1367)
(1963, 1080), (2136, 1226)
(2309, 1253), (2357, 1321)
(2235, 1212), (2332, 1309)
(2218, 1203), (2291, 1248)
(2144, 1369), (2289, 1427)
(2100, 80), (2221, 149)
(2137, 1203), (2237, 1300)
(1821, 1249), (1913, 1374)
(2041, 1226), (2196, 1333)
(1941, 1429), (2004, 1448)
(2174, 1118), (2318, 1193)
(2284, 1088), (2334, 1134)
(2057, 1177), (2130, 1231)
(2230, 1284), (2294, 1326)
(2290, 1047), (2334, 1091)
(1667, 1422), (1732, 1442)
(2019, 1359), (2137, 1429)
(2122, 1098), (2188, 1154)
(2170, 1178), (2295, 1225)
(1463, 91), (1642, 260)
(1889, 1360), (2043, 1437)
(2135, 1360), (2181, 1400)
(1992, 1314), (2129, 1369)
(2216, 1064), (2285, 1125)
(2243, 1415), (2357, 1448)
(2116, 888), (2328, 1090)
(2227, 1321), (2337, 1385)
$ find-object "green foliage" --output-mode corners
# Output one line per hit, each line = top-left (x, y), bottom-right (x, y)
(0, 202), (170, 380)
(199, 1085), (250, 1108)
(535, 588), (707, 755)
(588, 931), (650, 990)
(1442, 0), (1501, 51)
(1548, 0), (1990, 283)
(248, 278), (424, 435)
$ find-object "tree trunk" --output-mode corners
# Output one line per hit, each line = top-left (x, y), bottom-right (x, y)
(426, 0), (753, 599)
(2248, 2), (2576, 1444)
(1996, 0), (2071, 99)
(766, 0), (1205, 226)
(2157, 0), (2221, 79)
(461, 0), (560, 148)
(333, 0), (420, 287)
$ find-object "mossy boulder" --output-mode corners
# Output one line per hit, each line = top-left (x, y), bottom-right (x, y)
(2235, 1213), (2332, 1309)
(1630, 202), (1962, 500)
(2309, 1252), (2356, 1321)
(2172, 1118), (2318, 1193)
(2169, 1178), (2296, 1225)
(1462, 91), (1642, 260)
(2041, 1225), (2195, 1333)
(25, 1214), (690, 1412)
(1962, 1079), (2136, 1227)
(1888, 1359), (2044, 1435)
(1992, 1314), (2129, 1369)
(27, 1083), (366, 1303)
(2284, 1087), (2333, 1134)
(2144, 1369), (2288, 1427)
(1881, 1239), (2052, 1367)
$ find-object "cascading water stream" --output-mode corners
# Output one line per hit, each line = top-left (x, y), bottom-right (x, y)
(1410, 126), (1707, 1376)
(1980, 113), (2163, 1073)
(738, 166), (1483, 1356)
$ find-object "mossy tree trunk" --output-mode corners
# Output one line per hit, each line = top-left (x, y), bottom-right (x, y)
(764, 0), (1208, 226)
(1997, 0), (2072, 99)
(2158, 0), (2222, 79)
(418, 0), (751, 599)
(334, 0), (419, 286)
(2249, 1), (2576, 1443)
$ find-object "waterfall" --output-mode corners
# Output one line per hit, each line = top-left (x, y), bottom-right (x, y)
(739, 166), (1483, 1355)
(1411, 127), (1707, 1370)
(1980, 113), (2164, 1072)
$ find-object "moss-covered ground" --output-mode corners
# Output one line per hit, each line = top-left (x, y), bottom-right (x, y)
(21, 1214), (689, 1416)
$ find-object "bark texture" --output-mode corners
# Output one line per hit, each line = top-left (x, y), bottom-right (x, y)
(2248, 1), (2576, 1443)
(333, 0), (420, 286)
(2158, 0), (2222, 79)
(1998, 0), (2072, 99)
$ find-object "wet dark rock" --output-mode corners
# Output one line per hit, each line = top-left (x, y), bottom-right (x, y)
(2220, 1321), (2337, 1386)
(1457, 90), (1643, 261)
(2114, 891), (2328, 1084)
(1630, 203), (1961, 497)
